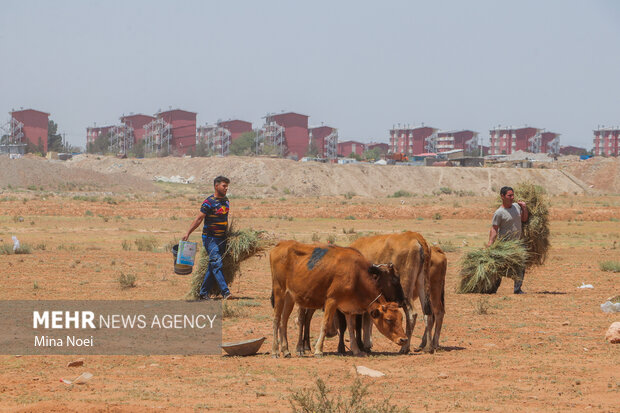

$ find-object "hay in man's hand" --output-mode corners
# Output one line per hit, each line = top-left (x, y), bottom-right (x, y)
(457, 239), (528, 294)
(514, 182), (550, 267)
(186, 220), (266, 300)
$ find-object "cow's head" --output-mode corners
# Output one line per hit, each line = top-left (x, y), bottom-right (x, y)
(368, 263), (405, 305)
(369, 302), (407, 346)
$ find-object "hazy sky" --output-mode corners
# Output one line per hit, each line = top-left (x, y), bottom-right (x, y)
(1, 0), (619, 149)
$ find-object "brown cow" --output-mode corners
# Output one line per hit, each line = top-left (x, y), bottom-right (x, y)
(296, 263), (407, 356)
(349, 231), (431, 353)
(270, 240), (407, 357)
(418, 245), (447, 351)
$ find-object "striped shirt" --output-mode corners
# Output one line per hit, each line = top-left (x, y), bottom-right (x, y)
(200, 195), (229, 238)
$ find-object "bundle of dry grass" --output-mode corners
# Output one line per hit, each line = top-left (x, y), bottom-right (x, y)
(185, 220), (266, 300)
(457, 239), (528, 294)
(514, 181), (550, 267)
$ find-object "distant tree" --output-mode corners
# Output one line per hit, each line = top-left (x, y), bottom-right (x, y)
(47, 119), (64, 152)
(306, 142), (319, 157)
(87, 132), (111, 154)
(348, 152), (362, 161)
(362, 148), (381, 161)
(195, 137), (209, 157)
(230, 131), (257, 156)
(129, 140), (145, 158)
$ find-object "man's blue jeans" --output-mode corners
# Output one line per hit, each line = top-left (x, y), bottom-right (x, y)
(199, 236), (230, 297)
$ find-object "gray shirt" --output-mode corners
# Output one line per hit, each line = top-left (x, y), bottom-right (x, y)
(492, 203), (523, 241)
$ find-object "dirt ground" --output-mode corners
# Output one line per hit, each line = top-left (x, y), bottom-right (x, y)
(0, 186), (618, 412)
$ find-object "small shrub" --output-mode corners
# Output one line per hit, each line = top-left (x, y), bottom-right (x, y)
(289, 377), (408, 413)
(121, 240), (132, 251)
(33, 281), (39, 290)
(599, 261), (620, 273)
(436, 240), (457, 252)
(474, 297), (490, 315)
(344, 191), (355, 200)
(85, 210), (94, 217)
(312, 233), (321, 242)
(14, 244), (32, 254)
(283, 188), (291, 195)
(118, 272), (137, 289)
(327, 234), (336, 244)
(222, 302), (246, 318)
(134, 236), (158, 252)
(344, 215), (356, 220)
(433, 213), (442, 220)
(34, 243), (46, 251)
(390, 190), (412, 198)
(102, 196), (117, 205)
(439, 187), (453, 195)
(0, 244), (14, 255)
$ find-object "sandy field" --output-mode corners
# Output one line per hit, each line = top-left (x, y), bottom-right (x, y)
(0, 156), (618, 412)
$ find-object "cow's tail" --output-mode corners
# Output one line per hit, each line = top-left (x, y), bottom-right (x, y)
(420, 242), (432, 316)
(270, 290), (274, 308)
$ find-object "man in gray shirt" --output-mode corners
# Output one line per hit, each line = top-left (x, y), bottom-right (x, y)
(487, 186), (529, 294)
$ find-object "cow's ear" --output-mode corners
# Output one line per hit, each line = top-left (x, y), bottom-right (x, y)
(388, 263), (398, 278)
(370, 309), (380, 319)
(368, 265), (381, 280)
(381, 304), (387, 312)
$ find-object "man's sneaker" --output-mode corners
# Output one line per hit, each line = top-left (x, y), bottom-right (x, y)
(222, 293), (232, 300)
(199, 295), (211, 301)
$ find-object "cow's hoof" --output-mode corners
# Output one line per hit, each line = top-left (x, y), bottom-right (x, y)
(353, 351), (368, 357)
(412, 347), (423, 353)
(399, 346), (411, 354)
(314, 352), (323, 358)
(423, 347), (434, 354)
(283, 351), (291, 358)
(272, 353), (279, 359)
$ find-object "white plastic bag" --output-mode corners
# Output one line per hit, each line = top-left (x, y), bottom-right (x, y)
(601, 301), (620, 313)
(11, 236), (19, 252)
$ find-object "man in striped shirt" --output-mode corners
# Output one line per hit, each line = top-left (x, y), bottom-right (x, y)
(183, 176), (231, 300)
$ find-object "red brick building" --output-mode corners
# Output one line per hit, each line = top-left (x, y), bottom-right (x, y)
(86, 125), (114, 146)
(156, 109), (197, 155)
(120, 114), (156, 143)
(338, 140), (366, 157)
(435, 130), (479, 153)
(593, 127), (619, 156)
(489, 127), (537, 155)
(389, 126), (437, 155)
(541, 132), (561, 154)
(309, 126), (338, 159)
(262, 112), (309, 159)
(10, 109), (50, 152)
(367, 142), (389, 154)
(559, 145), (587, 156)
(217, 120), (252, 142)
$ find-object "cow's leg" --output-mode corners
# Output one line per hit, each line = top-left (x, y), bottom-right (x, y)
(345, 313), (366, 357)
(296, 308), (307, 356)
(296, 308), (314, 356)
(315, 299), (337, 357)
(336, 310), (347, 354)
(361, 313), (373, 353)
(432, 310), (444, 351)
(400, 300), (417, 354)
(304, 309), (315, 353)
(272, 290), (284, 358)
(279, 294), (295, 358)
(420, 313), (435, 353)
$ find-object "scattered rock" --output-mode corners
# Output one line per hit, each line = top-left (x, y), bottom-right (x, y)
(605, 322), (620, 344)
(356, 366), (385, 378)
(562, 321), (570, 326)
(149, 363), (160, 367)
(67, 359), (84, 368)
(438, 373), (449, 379)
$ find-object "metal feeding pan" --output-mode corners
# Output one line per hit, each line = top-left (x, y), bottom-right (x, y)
(221, 337), (266, 356)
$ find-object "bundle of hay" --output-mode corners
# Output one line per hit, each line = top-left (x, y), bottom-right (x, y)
(457, 239), (528, 294)
(514, 182), (550, 267)
(185, 220), (266, 300)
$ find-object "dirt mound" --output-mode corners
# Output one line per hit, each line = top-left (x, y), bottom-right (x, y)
(554, 157), (620, 194)
(0, 155), (158, 192)
(62, 154), (591, 196)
